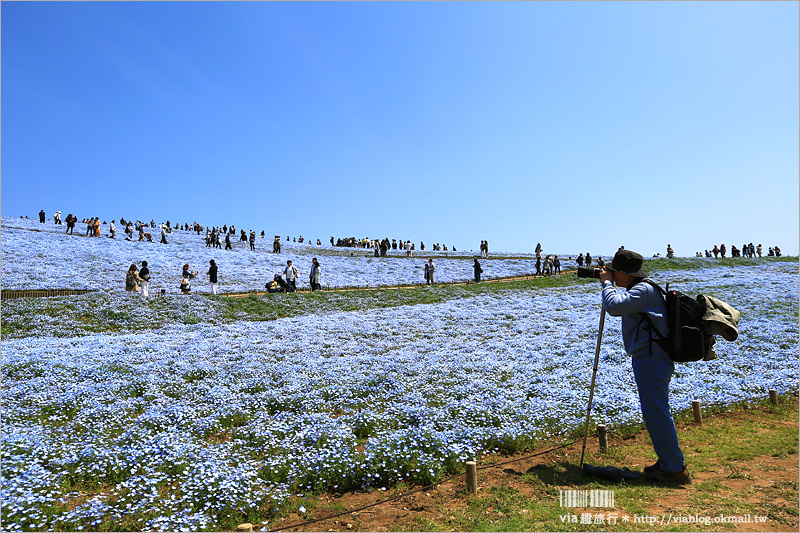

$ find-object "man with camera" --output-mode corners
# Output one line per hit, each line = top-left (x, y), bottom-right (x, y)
(597, 249), (691, 484)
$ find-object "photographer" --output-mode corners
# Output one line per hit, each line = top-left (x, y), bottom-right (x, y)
(598, 250), (690, 484)
(180, 264), (198, 294)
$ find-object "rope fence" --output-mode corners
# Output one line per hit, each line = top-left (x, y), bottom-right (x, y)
(241, 389), (792, 532)
(0, 289), (96, 301)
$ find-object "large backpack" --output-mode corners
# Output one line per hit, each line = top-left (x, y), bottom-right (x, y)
(639, 280), (715, 362)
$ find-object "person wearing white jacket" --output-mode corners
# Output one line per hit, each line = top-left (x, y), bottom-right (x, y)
(283, 260), (299, 292)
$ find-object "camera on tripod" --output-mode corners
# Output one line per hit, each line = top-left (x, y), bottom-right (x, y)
(577, 267), (601, 279)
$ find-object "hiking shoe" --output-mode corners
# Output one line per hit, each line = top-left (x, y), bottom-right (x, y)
(645, 466), (692, 485)
(643, 460), (661, 474)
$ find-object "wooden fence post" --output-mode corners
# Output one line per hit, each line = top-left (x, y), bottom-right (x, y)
(465, 461), (477, 495)
(597, 424), (608, 451)
(692, 400), (702, 424)
(769, 389), (778, 406)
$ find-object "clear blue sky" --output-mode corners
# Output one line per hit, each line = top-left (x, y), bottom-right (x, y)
(3, 1), (798, 256)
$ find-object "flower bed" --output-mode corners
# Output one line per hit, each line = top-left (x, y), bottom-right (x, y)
(1, 217), (575, 293)
(1, 250), (797, 531)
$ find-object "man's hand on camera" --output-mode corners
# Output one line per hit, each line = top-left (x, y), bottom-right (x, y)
(599, 267), (614, 285)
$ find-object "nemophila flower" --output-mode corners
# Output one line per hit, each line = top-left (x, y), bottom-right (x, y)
(2, 219), (797, 531)
(1, 216), (575, 293)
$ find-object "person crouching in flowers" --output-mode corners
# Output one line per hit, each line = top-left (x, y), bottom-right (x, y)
(180, 264), (197, 294)
(125, 264), (142, 293)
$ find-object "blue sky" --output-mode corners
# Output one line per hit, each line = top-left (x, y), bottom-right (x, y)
(3, 1), (798, 256)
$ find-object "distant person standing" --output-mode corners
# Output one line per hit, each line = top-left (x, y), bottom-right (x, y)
(585, 253), (592, 268)
(160, 225), (168, 244)
(473, 259), (483, 282)
(39, 210), (46, 223)
(309, 258), (321, 291)
(553, 255), (561, 274)
(666, 244), (674, 259)
(207, 259), (218, 295)
(720, 244), (727, 258)
(125, 264), (142, 293)
(577, 253), (584, 267)
(425, 258), (436, 285)
(757, 244), (763, 258)
(109, 220), (116, 238)
(139, 261), (151, 297)
(180, 264), (197, 294)
(249, 231), (256, 251)
(66, 214), (76, 234)
(225, 232), (232, 250)
(283, 260), (299, 292)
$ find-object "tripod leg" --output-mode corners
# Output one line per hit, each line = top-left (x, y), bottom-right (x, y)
(580, 306), (606, 468)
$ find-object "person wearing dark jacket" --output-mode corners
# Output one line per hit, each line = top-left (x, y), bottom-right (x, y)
(473, 259), (483, 282)
(207, 260), (218, 295)
(180, 264), (197, 294)
(139, 261), (151, 297)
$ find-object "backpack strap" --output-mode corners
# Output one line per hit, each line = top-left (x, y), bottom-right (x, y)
(637, 279), (670, 357)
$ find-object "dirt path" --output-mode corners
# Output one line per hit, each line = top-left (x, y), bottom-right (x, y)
(266, 397), (798, 532)
(223, 270), (577, 298)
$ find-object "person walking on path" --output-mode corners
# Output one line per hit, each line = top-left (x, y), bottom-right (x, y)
(109, 220), (116, 238)
(553, 255), (561, 274)
(599, 249), (691, 484)
(473, 259), (483, 282)
(180, 264), (197, 294)
(283, 260), (299, 292)
(66, 214), (75, 234)
(207, 259), (218, 295)
(424, 258), (436, 285)
(309, 258), (322, 292)
(535, 256), (542, 276)
(139, 261), (151, 297)
(125, 264), (142, 293)
(160, 225), (168, 244)
(225, 232), (232, 250)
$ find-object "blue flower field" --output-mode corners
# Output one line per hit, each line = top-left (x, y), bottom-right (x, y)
(1, 216), (797, 531)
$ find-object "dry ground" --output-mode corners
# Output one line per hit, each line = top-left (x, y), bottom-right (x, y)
(263, 396), (798, 533)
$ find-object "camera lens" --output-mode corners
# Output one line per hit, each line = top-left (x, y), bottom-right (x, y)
(577, 267), (601, 279)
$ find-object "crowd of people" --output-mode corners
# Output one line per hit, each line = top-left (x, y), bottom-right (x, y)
(701, 243), (780, 258)
(32, 209), (786, 297)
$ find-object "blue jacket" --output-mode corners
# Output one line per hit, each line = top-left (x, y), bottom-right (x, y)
(601, 278), (669, 359)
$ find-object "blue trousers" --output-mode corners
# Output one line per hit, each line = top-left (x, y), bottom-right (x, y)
(632, 352), (685, 473)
